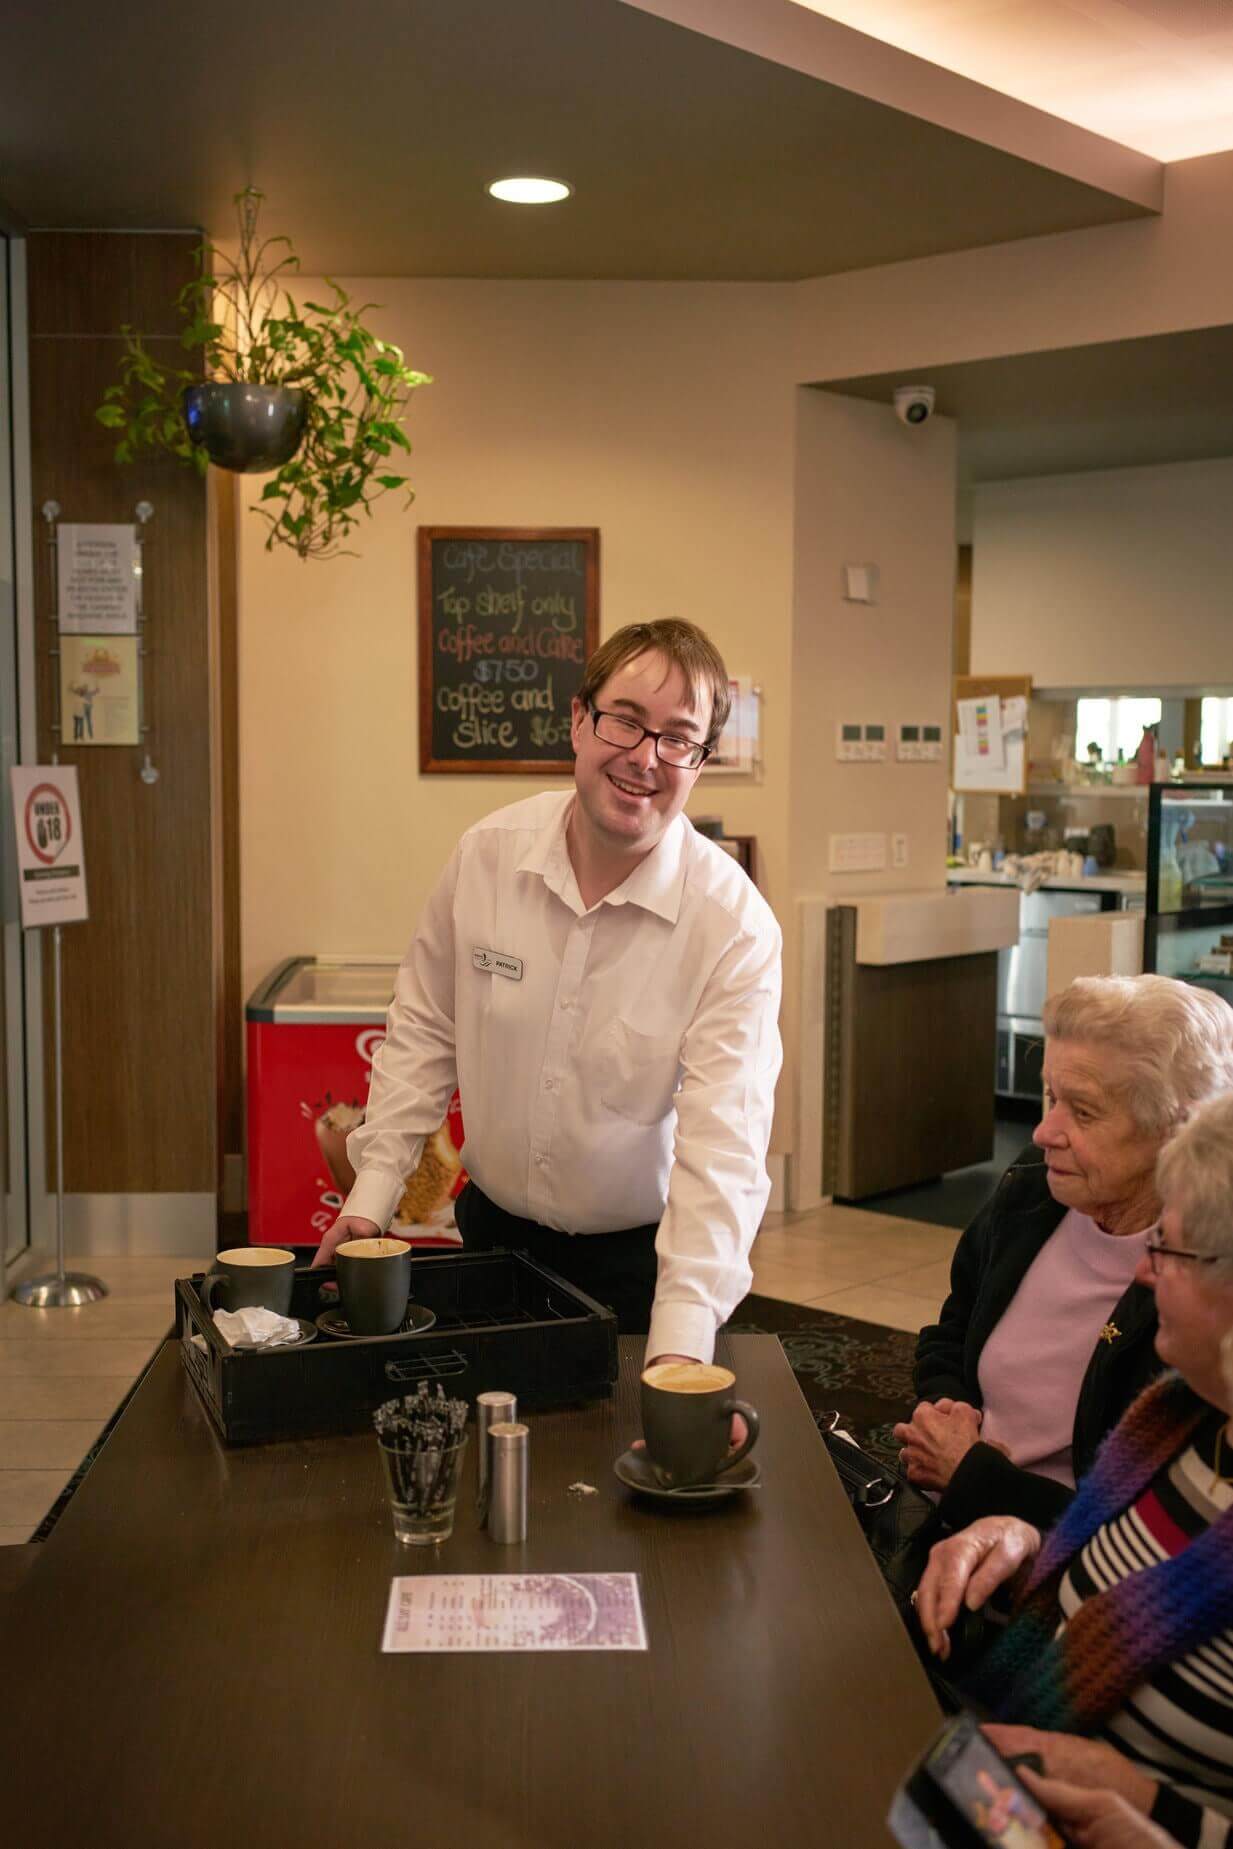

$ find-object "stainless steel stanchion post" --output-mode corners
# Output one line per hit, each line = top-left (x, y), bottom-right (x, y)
(14, 924), (107, 1308)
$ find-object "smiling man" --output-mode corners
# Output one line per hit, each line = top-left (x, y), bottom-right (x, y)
(313, 619), (783, 1370)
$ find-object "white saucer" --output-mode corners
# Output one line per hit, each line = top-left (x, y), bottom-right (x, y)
(613, 1446), (761, 1503)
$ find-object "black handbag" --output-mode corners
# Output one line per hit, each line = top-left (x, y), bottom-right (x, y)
(817, 1411), (942, 1616)
(818, 1411), (998, 1694)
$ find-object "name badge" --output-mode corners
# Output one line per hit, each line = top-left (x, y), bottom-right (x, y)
(473, 946), (524, 981)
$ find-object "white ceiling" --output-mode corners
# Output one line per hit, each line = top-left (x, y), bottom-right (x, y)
(793, 0), (1233, 160)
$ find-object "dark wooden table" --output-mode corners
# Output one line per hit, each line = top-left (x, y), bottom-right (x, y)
(0, 1333), (939, 1846)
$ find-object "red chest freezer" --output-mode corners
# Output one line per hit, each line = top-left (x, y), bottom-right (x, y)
(245, 955), (465, 1249)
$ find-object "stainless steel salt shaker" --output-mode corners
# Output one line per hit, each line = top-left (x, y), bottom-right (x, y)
(487, 1421), (529, 1544)
(476, 1391), (518, 1509)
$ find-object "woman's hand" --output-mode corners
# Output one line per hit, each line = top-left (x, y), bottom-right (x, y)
(914, 1516), (1041, 1659)
(892, 1397), (984, 1490)
(1016, 1766), (1174, 1846)
(984, 1728), (1158, 1819)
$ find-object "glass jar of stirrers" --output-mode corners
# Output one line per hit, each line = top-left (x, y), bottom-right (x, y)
(374, 1382), (470, 1546)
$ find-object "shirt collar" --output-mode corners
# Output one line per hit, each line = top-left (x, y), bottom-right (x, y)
(516, 796), (688, 924)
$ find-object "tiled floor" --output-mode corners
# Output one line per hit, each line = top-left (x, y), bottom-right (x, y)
(750, 1203), (958, 1330)
(0, 1251), (207, 1546)
(0, 1207), (957, 1548)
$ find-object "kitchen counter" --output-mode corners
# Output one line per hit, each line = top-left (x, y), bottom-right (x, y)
(947, 867), (1146, 897)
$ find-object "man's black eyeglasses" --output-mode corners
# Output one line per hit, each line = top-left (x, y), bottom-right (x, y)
(589, 705), (711, 770)
(1144, 1233), (1221, 1275)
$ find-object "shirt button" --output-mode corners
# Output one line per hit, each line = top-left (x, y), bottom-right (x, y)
(535, 1154), (546, 1167)
(544, 1077), (555, 1090)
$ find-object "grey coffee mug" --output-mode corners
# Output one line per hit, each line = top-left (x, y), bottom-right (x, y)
(200, 1247), (296, 1317)
(640, 1361), (760, 1488)
(335, 1237), (412, 1336)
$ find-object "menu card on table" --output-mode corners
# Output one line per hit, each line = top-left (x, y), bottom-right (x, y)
(382, 1573), (647, 1653)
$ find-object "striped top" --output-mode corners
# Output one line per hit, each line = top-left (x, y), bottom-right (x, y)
(1058, 1409), (1233, 1848)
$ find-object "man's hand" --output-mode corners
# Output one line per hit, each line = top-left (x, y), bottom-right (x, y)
(1016, 1766), (1173, 1846)
(892, 1397), (983, 1491)
(310, 1214), (382, 1269)
(914, 1515), (1041, 1659)
(984, 1729), (1158, 1821)
(642, 1353), (748, 1449)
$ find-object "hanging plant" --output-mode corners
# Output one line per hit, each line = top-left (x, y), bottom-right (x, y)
(96, 188), (431, 560)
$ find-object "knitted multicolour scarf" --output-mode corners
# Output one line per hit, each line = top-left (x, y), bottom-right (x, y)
(966, 1373), (1233, 1734)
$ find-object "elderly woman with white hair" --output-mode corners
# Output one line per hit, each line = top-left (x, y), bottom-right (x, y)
(895, 975), (1233, 1533)
(915, 1089), (1233, 1847)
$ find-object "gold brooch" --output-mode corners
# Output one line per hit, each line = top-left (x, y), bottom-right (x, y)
(1100, 1322), (1122, 1345)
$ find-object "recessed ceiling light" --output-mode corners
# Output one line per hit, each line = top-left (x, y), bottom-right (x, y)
(487, 177), (572, 205)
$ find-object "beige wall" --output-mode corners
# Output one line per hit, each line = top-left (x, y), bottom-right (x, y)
(971, 460), (1233, 689)
(790, 151), (1233, 383)
(786, 390), (957, 1199)
(239, 280), (798, 1009)
(789, 390), (956, 896)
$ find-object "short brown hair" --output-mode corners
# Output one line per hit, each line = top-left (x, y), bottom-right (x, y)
(578, 620), (731, 749)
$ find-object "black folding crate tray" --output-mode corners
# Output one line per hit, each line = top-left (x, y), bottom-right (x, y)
(176, 1246), (619, 1445)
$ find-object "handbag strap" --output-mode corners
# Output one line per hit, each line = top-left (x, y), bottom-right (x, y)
(818, 1412), (898, 1509)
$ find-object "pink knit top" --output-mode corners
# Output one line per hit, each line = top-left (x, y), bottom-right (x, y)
(976, 1208), (1153, 1489)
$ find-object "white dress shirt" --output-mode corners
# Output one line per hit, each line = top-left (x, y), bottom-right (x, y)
(343, 790), (782, 1362)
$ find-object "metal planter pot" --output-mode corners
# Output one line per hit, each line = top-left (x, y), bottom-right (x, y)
(182, 383), (308, 474)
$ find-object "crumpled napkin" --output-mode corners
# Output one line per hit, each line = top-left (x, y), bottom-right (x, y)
(212, 1306), (303, 1348)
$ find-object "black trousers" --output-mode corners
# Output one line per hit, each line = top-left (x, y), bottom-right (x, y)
(454, 1181), (658, 1336)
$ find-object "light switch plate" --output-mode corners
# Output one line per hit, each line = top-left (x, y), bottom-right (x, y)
(829, 832), (888, 873)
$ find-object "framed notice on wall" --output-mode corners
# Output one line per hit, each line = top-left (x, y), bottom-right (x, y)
(59, 635), (140, 745)
(418, 527), (599, 774)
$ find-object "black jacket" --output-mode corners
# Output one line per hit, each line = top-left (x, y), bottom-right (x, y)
(914, 1145), (1161, 1532)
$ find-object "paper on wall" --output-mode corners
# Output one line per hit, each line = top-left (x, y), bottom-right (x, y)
(1000, 694), (1028, 738)
(957, 696), (1005, 770)
(953, 728), (1026, 794)
(57, 524), (139, 634)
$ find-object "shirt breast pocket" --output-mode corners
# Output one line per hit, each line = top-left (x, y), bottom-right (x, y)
(599, 1019), (683, 1127)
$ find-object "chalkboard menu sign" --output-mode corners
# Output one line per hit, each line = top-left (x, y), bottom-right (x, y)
(418, 527), (600, 775)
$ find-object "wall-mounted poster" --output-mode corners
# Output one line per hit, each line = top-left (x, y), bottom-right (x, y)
(418, 527), (599, 774)
(56, 524), (139, 634)
(59, 635), (140, 746)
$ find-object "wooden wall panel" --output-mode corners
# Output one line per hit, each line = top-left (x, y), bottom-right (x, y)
(827, 903), (997, 1199)
(208, 470), (243, 1183)
(28, 232), (217, 1193)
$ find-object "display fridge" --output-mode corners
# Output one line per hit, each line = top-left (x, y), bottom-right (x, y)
(1144, 782), (1233, 1006)
(245, 956), (465, 1249)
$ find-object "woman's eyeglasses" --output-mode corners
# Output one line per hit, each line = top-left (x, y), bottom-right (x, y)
(1144, 1234), (1220, 1276)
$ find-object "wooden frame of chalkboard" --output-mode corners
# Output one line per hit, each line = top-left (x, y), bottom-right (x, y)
(418, 526), (600, 775)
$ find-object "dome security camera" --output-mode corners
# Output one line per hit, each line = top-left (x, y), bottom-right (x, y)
(894, 384), (935, 427)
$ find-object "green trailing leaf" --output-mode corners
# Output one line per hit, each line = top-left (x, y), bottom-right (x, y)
(93, 186), (431, 561)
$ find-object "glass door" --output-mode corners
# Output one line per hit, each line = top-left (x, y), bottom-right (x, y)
(1, 230), (32, 1271)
